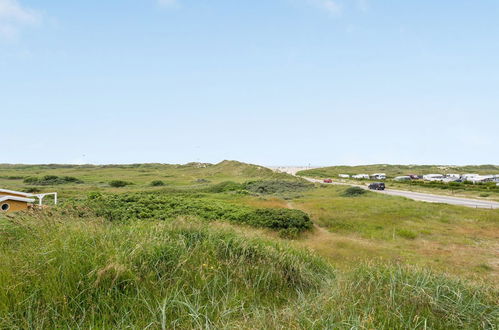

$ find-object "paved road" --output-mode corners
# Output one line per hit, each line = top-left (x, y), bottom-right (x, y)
(302, 177), (499, 209)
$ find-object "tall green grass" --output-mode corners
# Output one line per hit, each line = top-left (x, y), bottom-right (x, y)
(0, 212), (497, 329)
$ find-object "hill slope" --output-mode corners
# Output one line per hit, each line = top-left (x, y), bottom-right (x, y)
(0, 212), (497, 329)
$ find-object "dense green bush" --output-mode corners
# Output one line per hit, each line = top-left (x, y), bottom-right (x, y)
(84, 193), (312, 232)
(23, 175), (83, 185)
(342, 186), (367, 197)
(205, 181), (244, 193)
(150, 180), (165, 187)
(109, 180), (131, 188)
(244, 180), (314, 195)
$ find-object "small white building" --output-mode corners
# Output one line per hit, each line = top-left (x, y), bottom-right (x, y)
(338, 174), (350, 178)
(352, 174), (370, 179)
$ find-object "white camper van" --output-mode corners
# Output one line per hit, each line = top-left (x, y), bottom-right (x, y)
(423, 174), (445, 182)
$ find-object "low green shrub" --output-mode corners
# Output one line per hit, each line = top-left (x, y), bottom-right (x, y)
(205, 181), (244, 193)
(245, 180), (313, 195)
(23, 175), (83, 185)
(342, 186), (366, 197)
(109, 180), (131, 188)
(150, 180), (165, 187)
(84, 193), (312, 232)
(397, 229), (417, 240)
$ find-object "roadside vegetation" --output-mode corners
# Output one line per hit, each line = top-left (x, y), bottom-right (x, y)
(298, 164), (499, 178)
(298, 164), (499, 200)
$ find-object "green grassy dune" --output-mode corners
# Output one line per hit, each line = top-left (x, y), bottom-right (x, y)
(0, 213), (497, 329)
(0, 161), (498, 328)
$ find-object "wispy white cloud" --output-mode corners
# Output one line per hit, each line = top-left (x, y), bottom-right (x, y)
(157, 0), (179, 8)
(0, 0), (40, 38)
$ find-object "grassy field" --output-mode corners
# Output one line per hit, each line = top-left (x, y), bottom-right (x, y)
(298, 164), (499, 201)
(292, 185), (499, 283)
(0, 160), (295, 199)
(0, 161), (498, 328)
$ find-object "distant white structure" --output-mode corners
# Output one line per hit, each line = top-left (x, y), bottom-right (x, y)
(371, 173), (386, 180)
(338, 174), (350, 178)
(467, 175), (495, 183)
(394, 176), (411, 181)
(446, 174), (461, 179)
(462, 174), (480, 181)
(352, 174), (370, 179)
(423, 174), (445, 182)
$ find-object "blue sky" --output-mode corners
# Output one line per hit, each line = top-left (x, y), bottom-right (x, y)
(1, 0), (498, 166)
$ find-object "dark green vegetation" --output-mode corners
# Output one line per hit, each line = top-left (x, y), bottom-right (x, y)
(23, 175), (82, 185)
(341, 186), (367, 197)
(0, 161), (498, 328)
(0, 214), (497, 329)
(84, 192), (312, 232)
(244, 180), (313, 195)
(109, 180), (131, 188)
(150, 180), (166, 186)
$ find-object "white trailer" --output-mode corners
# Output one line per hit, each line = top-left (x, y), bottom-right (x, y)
(423, 174), (445, 182)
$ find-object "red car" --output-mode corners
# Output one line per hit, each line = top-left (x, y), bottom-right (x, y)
(323, 179), (333, 183)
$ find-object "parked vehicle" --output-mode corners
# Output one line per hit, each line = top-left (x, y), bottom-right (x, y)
(371, 173), (386, 180)
(368, 182), (385, 190)
(338, 174), (350, 178)
(408, 174), (421, 180)
(352, 174), (370, 179)
(394, 176), (411, 181)
(423, 174), (445, 182)
(323, 179), (333, 183)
